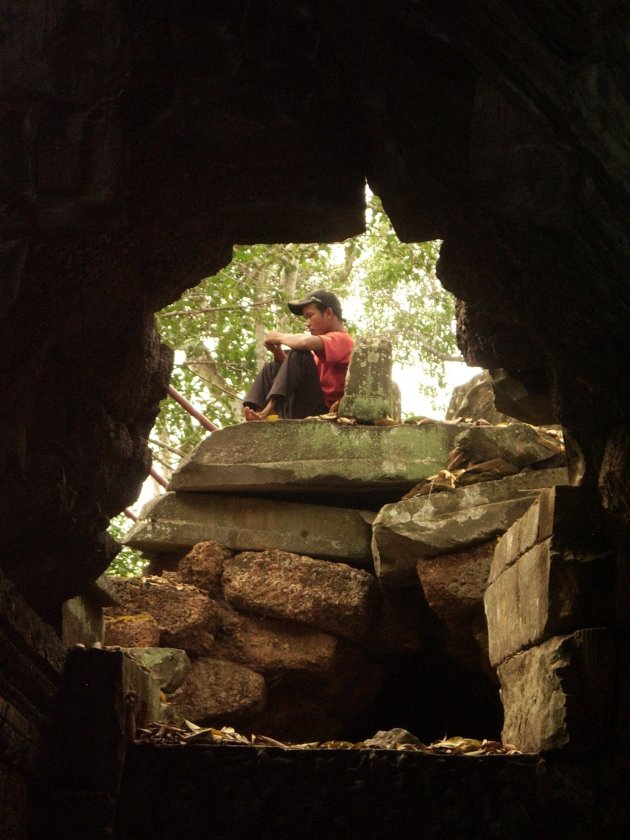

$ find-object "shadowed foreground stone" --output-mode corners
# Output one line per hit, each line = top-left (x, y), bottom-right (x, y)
(485, 485), (615, 666)
(166, 658), (266, 726)
(122, 648), (191, 694)
(168, 420), (460, 504)
(124, 492), (374, 565)
(223, 550), (378, 640)
(417, 541), (494, 672)
(372, 467), (568, 585)
(116, 746), (630, 840)
(499, 629), (615, 752)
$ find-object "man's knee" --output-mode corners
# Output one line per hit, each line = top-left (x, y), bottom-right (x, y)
(285, 348), (316, 370)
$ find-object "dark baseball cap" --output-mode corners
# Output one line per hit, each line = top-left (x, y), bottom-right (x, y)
(288, 289), (343, 318)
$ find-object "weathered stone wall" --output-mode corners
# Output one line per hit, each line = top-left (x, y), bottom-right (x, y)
(0, 568), (66, 840)
(484, 486), (620, 752)
(115, 745), (630, 840)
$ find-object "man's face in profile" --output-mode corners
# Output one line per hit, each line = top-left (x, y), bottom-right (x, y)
(302, 302), (330, 335)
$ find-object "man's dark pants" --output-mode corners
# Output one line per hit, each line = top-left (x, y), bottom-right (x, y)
(243, 350), (327, 419)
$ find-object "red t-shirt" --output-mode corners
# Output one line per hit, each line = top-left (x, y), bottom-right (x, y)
(314, 331), (355, 409)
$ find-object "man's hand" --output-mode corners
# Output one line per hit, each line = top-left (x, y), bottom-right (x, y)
(264, 331), (287, 363)
(264, 330), (324, 354)
(264, 330), (284, 347)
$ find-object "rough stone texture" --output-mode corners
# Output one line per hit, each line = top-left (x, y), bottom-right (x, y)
(599, 423), (630, 523)
(489, 485), (611, 585)
(123, 648), (191, 694)
(246, 687), (344, 743)
(39, 648), (160, 838)
(222, 550), (378, 640)
(364, 582), (426, 657)
(485, 534), (614, 668)
(168, 421), (460, 506)
(363, 728), (423, 749)
(104, 613), (161, 649)
(454, 423), (564, 469)
(337, 335), (399, 422)
(417, 541), (494, 674)
(212, 605), (338, 675)
(446, 371), (514, 424)
(372, 467), (568, 585)
(498, 630), (615, 753)
(0, 568), (65, 840)
(176, 540), (234, 597)
(106, 576), (219, 656)
(125, 492), (374, 566)
(117, 741), (630, 840)
(489, 368), (558, 426)
(167, 658), (266, 726)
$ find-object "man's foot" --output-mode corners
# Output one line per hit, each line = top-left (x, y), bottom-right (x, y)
(244, 406), (265, 422)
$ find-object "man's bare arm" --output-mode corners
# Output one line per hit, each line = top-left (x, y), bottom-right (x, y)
(264, 331), (324, 353)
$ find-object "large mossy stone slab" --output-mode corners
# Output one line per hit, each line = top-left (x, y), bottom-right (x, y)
(124, 492), (374, 565)
(168, 420), (461, 506)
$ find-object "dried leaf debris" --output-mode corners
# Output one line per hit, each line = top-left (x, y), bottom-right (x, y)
(133, 721), (520, 755)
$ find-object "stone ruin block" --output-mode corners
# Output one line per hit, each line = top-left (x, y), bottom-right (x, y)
(40, 648), (160, 837)
(211, 606), (339, 675)
(62, 575), (120, 648)
(372, 467), (568, 586)
(499, 629), (615, 752)
(489, 484), (610, 583)
(416, 541), (494, 674)
(165, 657), (267, 727)
(106, 575), (220, 656)
(454, 423), (564, 470)
(485, 486), (615, 666)
(125, 491), (374, 566)
(168, 419), (458, 505)
(123, 648), (191, 694)
(222, 550), (378, 640)
(338, 335), (400, 423)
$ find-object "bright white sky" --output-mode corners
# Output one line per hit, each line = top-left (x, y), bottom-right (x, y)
(394, 359), (482, 418)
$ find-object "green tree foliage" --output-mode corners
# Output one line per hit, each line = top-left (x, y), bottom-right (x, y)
(107, 515), (147, 577)
(350, 199), (460, 391)
(106, 194), (462, 575)
(153, 194), (460, 457)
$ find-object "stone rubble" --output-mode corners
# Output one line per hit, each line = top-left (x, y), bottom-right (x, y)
(106, 390), (577, 743)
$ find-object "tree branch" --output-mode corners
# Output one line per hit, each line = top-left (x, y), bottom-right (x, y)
(148, 437), (185, 457)
(159, 298), (276, 318)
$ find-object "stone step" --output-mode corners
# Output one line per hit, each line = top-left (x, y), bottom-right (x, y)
(124, 492), (374, 566)
(168, 420), (461, 506)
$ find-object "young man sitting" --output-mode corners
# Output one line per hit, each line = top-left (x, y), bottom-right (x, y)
(243, 289), (354, 421)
